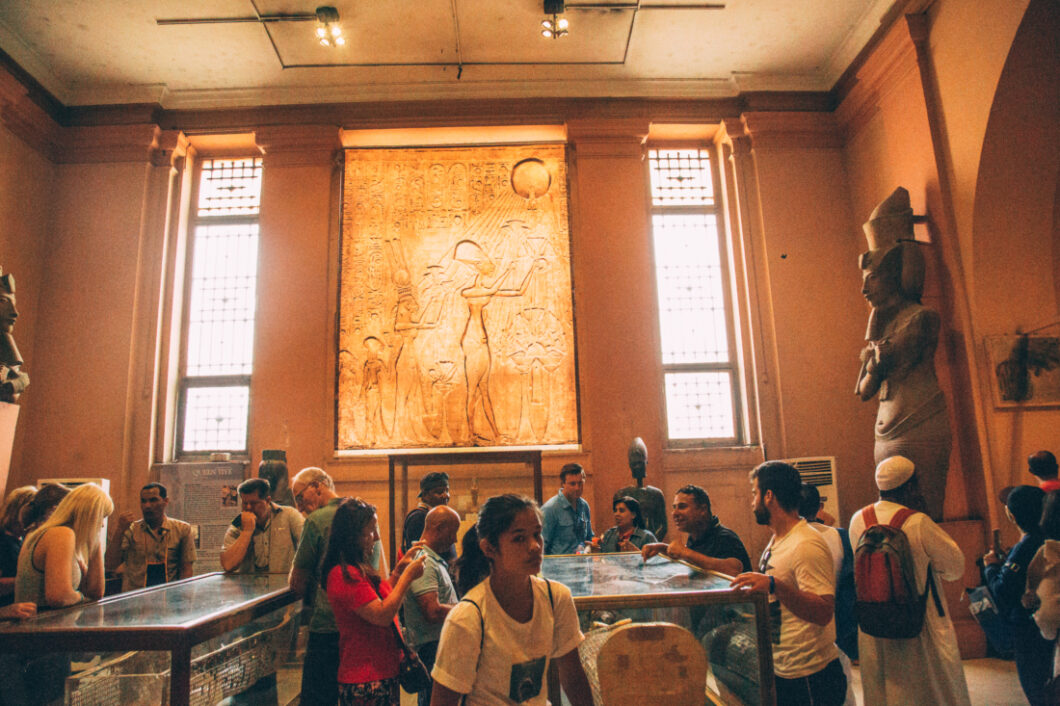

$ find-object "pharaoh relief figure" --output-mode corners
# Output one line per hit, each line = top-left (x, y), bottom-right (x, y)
(856, 187), (950, 520)
(0, 269), (29, 404)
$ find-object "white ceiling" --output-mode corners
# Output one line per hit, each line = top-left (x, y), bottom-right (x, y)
(0, 0), (898, 110)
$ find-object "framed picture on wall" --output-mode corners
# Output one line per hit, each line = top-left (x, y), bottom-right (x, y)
(336, 144), (580, 452)
(985, 334), (1060, 407)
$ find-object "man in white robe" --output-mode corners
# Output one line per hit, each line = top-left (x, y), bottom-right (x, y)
(849, 456), (971, 706)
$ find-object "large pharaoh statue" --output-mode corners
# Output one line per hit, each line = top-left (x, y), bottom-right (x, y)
(0, 269), (29, 404)
(855, 187), (950, 520)
(614, 437), (668, 540)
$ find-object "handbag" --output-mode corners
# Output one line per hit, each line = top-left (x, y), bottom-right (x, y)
(370, 579), (432, 693)
(391, 622), (432, 694)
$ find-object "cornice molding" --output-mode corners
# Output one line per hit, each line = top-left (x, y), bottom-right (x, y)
(716, 118), (751, 156)
(566, 118), (649, 159)
(834, 16), (920, 139)
(58, 124), (162, 164)
(255, 125), (343, 167)
(0, 69), (62, 161)
(740, 111), (843, 151)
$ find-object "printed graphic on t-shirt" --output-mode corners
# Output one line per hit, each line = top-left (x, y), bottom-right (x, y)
(508, 655), (546, 703)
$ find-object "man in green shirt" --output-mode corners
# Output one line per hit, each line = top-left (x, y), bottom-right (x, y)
(289, 467), (385, 706)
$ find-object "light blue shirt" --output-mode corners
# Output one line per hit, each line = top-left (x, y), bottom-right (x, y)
(403, 545), (457, 647)
(541, 491), (593, 555)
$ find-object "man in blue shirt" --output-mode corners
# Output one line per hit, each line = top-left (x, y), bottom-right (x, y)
(541, 463), (594, 554)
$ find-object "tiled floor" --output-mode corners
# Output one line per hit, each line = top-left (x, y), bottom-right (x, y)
(286, 657), (1026, 705)
(847, 658), (1024, 706)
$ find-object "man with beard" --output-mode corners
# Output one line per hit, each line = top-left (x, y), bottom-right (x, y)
(732, 462), (845, 706)
(640, 484), (750, 575)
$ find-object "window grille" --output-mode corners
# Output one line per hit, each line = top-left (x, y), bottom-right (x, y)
(177, 158), (262, 455)
(648, 148), (740, 444)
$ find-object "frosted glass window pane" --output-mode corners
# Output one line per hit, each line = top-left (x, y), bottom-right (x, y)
(653, 213), (729, 364)
(182, 386), (250, 452)
(197, 158), (263, 216)
(664, 372), (735, 440)
(649, 149), (714, 206)
(186, 224), (259, 375)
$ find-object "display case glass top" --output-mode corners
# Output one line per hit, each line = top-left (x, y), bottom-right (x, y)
(0, 572), (292, 636)
(542, 552), (732, 599)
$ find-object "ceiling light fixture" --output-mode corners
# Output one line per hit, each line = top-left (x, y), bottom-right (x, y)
(315, 6), (345, 47)
(541, 0), (569, 39)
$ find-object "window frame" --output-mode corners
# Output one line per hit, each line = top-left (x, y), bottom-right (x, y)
(646, 142), (744, 447)
(173, 157), (263, 459)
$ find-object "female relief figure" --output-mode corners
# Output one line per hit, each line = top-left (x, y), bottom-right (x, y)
(856, 188), (950, 521)
(453, 240), (544, 445)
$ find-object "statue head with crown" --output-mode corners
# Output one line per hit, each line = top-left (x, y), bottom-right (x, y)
(0, 266), (29, 403)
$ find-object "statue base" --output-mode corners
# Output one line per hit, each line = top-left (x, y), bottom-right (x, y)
(0, 401), (19, 495)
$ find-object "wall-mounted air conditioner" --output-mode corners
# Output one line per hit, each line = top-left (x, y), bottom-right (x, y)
(776, 457), (838, 524)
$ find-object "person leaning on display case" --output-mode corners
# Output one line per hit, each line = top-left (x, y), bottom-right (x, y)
(15, 483), (113, 609)
(105, 482), (195, 592)
(0, 485), (36, 606)
(597, 496), (657, 553)
(641, 484), (751, 576)
(290, 466), (390, 706)
(220, 478), (303, 574)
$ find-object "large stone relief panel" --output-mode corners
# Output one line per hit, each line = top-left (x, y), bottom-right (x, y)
(337, 145), (579, 451)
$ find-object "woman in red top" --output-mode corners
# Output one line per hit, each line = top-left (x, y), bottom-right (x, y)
(323, 498), (426, 705)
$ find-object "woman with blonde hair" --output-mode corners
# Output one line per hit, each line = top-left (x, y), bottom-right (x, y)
(15, 483), (113, 608)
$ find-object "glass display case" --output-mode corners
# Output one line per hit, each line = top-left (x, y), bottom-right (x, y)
(541, 552), (775, 706)
(388, 450), (543, 565)
(0, 572), (299, 706)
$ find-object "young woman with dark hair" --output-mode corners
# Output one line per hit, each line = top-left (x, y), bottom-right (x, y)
(430, 494), (592, 706)
(322, 498), (426, 705)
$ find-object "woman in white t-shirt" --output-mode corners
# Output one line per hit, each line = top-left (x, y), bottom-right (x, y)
(430, 494), (592, 706)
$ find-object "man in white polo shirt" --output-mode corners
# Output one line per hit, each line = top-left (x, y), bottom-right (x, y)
(732, 461), (845, 706)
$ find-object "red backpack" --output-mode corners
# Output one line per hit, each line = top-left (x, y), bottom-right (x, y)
(853, 505), (945, 639)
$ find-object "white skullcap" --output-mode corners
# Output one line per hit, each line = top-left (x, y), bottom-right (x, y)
(875, 455), (915, 491)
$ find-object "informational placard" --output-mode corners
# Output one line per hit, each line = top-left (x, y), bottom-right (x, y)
(153, 462), (247, 574)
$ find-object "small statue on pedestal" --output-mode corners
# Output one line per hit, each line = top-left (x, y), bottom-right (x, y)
(614, 437), (668, 541)
(856, 187), (950, 520)
(0, 270), (29, 404)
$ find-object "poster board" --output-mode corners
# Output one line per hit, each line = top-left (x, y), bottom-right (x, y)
(154, 462), (248, 573)
(985, 335), (1060, 407)
(337, 144), (579, 452)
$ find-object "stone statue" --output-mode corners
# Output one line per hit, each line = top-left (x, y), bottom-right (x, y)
(258, 449), (295, 507)
(613, 437), (668, 540)
(855, 187), (950, 520)
(0, 270), (29, 404)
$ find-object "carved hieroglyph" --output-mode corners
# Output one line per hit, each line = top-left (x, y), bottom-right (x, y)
(337, 145), (579, 450)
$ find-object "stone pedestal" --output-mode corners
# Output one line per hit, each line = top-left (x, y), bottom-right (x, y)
(0, 401), (19, 494)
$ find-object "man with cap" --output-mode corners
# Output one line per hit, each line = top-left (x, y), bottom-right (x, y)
(1028, 451), (1060, 493)
(849, 455), (971, 706)
(403, 472), (455, 560)
(983, 485), (1053, 705)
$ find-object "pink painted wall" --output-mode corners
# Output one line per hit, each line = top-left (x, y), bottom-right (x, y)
(0, 124), (53, 481)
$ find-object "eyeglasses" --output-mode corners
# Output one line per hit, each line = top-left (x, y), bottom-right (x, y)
(295, 481), (317, 505)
